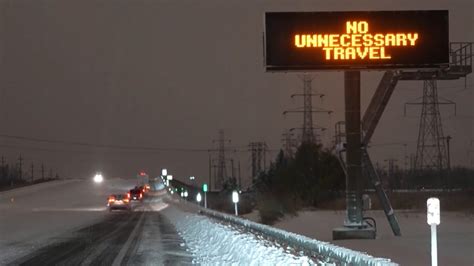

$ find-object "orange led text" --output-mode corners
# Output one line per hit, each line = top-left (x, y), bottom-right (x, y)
(294, 21), (419, 60)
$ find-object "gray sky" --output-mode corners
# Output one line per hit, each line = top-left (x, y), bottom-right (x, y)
(0, 0), (472, 186)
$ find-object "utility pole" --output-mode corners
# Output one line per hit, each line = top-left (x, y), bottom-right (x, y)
(31, 163), (34, 183)
(230, 159), (235, 183)
(238, 160), (242, 190)
(1, 156), (5, 179)
(208, 151), (212, 191)
(41, 163), (45, 180)
(445, 135), (451, 171)
(18, 154), (23, 181)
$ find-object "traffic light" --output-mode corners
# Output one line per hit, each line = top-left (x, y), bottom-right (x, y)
(203, 183), (208, 192)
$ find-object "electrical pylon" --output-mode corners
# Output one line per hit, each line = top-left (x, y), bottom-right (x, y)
(210, 129), (232, 191)
(248, 141), (268, 180)
(283, 75), (332, 145)
(405, 80), (454, 171)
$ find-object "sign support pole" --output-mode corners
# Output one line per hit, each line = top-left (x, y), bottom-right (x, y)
(333, 71), (375, 239)
(204, 192), (207, 209)
(344, 70), (363, 226)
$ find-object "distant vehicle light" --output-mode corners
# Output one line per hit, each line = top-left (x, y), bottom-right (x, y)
(162, 168), (167, 176)
(94, 173), (104, 183)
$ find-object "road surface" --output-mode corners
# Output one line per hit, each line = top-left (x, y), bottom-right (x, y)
(14, 207), (192, 265)
(1, 178), (320, 265)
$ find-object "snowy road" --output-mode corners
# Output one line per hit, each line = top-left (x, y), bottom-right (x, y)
(13, 210), (192, 265)
(1, 179), (324, 265)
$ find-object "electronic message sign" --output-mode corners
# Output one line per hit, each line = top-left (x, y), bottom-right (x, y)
(264, 11), (449, 71)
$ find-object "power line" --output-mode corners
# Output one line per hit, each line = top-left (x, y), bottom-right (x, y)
(0, 133), (210, 152)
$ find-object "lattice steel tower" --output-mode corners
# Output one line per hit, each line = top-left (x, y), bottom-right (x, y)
(302, 75), (315, 143)
(414, 80), (448, 171)
(283, 75), (332, 146)
(249, 142), (267, 179)
(216, 129), (228, 190)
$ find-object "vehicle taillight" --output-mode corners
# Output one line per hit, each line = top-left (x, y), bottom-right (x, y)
(127, 192), (130, 198)
(140, 193), (143, 198)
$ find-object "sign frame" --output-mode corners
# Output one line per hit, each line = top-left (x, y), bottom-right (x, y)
(264, 10), (449, 71)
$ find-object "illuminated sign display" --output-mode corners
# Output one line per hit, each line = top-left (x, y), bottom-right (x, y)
(264, 11), (449, 70)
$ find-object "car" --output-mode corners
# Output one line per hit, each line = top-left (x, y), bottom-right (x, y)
(129, 187), (143, 201)
(107, 194), (131, 211)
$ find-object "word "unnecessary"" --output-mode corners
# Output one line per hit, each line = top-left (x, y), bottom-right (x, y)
(294, 21), (419, 60)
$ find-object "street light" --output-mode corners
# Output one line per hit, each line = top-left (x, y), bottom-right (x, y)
(189, 176), (195, 180)
(93, 173), (104, 183)
(202, 183), (208, 208)
(232, 190), (239, 216)
(196, 192), (202, 204)
(162, 168), (168, 176)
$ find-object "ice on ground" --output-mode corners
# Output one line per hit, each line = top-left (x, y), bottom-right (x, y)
(163, 207), (315, 265)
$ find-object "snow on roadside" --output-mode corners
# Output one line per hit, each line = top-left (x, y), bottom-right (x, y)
(163, 207), (316, 265)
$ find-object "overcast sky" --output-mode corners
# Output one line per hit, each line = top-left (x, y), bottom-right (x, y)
(0, 0), (472, 186)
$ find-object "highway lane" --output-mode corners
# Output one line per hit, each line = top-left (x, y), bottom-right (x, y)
(13, 197), (193, 265)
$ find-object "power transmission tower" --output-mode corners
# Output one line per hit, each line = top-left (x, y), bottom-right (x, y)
(405, 80), (455, 172)
(248, 141), (268, 180)
(210, 129), (232, 191)
(283, 75), (332, 145)
(281, 129), (297, 158)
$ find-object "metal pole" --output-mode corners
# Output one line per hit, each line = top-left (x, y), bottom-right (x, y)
(208, 152), (212, 191)
(446, 136), (451, 171)
(234, 202), (238, 216)
(431, 224), (438, 266)
(238, 160), (242, 190)
(344, 71), (363, 226)
(204, 192), (207, 209)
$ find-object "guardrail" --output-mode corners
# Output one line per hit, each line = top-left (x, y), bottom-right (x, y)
(199, 208), (398, 266)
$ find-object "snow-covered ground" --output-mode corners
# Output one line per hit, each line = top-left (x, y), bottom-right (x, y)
(162, 204), (316, 265)
(0, 177), (138, 263)
(260, 209), (474, 266)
